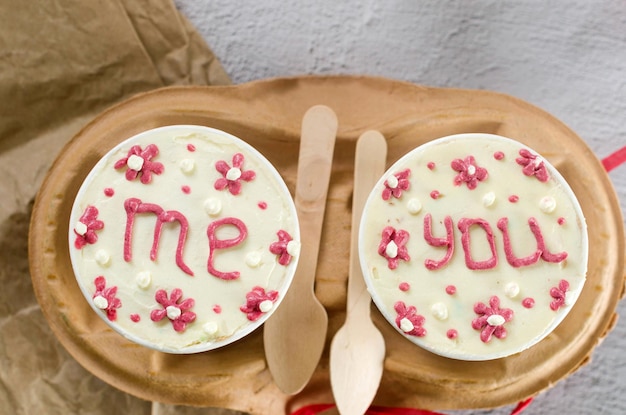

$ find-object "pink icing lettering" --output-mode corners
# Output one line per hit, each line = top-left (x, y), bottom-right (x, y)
(497, 217), (541, 267)
(423, 214), (454, 270)
(457, 218), (498, 270)
(123, 198), (193, 276)
(529, 217), (568, 263)
(207, 217), (248, 280)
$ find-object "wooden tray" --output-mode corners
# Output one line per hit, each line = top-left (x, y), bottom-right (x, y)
(29, 76), (625, 414)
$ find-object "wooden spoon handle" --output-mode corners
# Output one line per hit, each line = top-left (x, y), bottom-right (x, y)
(347, 130), (387, 313)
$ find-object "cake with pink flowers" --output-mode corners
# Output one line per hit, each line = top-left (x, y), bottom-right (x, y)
(68, 125), (300, 353)
(359, 133), (588, 360)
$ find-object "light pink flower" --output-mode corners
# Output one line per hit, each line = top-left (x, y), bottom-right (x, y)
(92, 276), (121, 321)
(74, 205), (104, 249)
(382, 169), (411, 200)
(214, 153), (256, 195)
(269, 230), (295, 265)
(472, 295), (514, 343)
(549, 279), (570, 311)
(394, 301), (426, 337)
(378, 226), (410, 269)
(150, 288), (196, 332)
(451, 155), (488, 190)
(516, 149), (549, 182)
(114, 144), (164, 184)
(240, 286), (279, 321)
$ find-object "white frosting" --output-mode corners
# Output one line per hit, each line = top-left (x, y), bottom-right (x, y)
(95, 249), (110, 266)
(69, 125), (299, 354)
(407, 198), (422, 214)
(359, 133), (588, 361)
(204, 197), (222, 216)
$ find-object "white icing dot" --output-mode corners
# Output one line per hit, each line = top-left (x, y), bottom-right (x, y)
(286, 240), (301, 257)
(467, 165), (476, 175)
(564, 291), (574, 307)
(166, 306), (182, 320)
(93, 295), (108, 310)
(135, 271), (152, 289)
(386, 175), (399, 189)
(487, 314), (506, 326)
(95, 249), (110, 266)
(259, 300), (274, 313)
(540, 196), (557, 213)
(179, 158), (195, 174)
(482, 192), (496, 207)
(407, 198), (422, 215)
(504, 282), (520, 299)
(127, 154), (145, 171)
(385, 240), (398, 258)
(203, 321), (219, 335)
(204, 198), (222, 216)
(75, 221), (88, 236)
(245, 251), (262, 268)
(226, 167), (242, 181)
(400, 317), (414, 333)
(431, 302), (448, 321)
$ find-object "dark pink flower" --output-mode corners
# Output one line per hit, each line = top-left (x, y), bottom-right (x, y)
(150, 288), (196, 332)
(549, 279), (570, 311)
(472, 295), (514, 343)
(269, 230), (296, 265)
(74, 205), (104, 249)
(214, 153), (256, 195)
(516, 149), (549, 182)
(92, 276), (121, 321)
(451, 155), (488, 190)
(240, 286), (279, 321)
(394, 301), (426, 337)
(114, 144), (164, 184)
(378, 226), (410, 269)
(382, 169), (411, 200)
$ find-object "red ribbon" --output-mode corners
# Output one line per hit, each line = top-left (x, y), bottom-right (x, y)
(292, 145), (624, 415)
(602, 145), (626, 172)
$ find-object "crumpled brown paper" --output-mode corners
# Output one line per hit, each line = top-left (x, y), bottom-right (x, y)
(0, 0), (235, 413)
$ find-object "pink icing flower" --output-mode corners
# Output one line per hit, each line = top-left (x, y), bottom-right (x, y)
(269, 230), (296, 265)
(240, 286), (279, 321)
(451, 155), (488, 189)
(378, 226), (410, 269)
(382, 169), (411, 200)
(394, 301), (426, 337)
(549, 279), (570, 311)
(92, 276), (121, 321)
(516, 149), (549, 182)
(74, 205), (104, 249)
(472, 295), (514, 343)
(150, 288), (196, 332)
(114, 144), (164, 184)
(214, 153), (256, 195)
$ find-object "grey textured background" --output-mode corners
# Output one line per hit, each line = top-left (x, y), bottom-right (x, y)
(174, 1), (625, 414)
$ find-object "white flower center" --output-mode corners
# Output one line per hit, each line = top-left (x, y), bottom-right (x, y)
(75, 221), (88, 236)
(259, 300), (274, 313)
(385, 240), (399, 258)
(386, 175), (399, 189)
(226, 167), (242, 181)
(93, 295), (108, 310)
(166, 306), (182, 320)
(467, 165), (476, 175)
(487, 314), (506, 326)
(400, 317), (414, 333)
(127, 154), (145, 171)
(286, 240), (301, 257)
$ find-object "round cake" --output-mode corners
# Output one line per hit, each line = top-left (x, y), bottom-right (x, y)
(359, 133), (588, 361)
(68, 125), (300, 354)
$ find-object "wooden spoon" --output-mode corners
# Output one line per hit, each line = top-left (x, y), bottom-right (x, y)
(330, 130), (387, 414)
(263, 105), (338, 395)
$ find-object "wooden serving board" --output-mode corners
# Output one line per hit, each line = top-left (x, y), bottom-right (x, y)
(28, 76), (625, 414)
